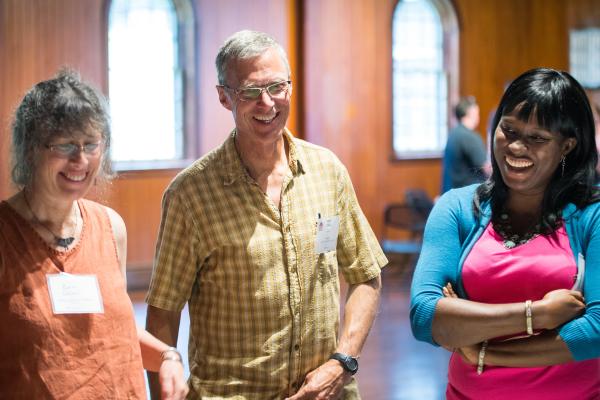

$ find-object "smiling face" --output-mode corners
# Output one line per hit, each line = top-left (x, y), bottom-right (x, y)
(493, 112), (577, 198)
(31, 129), (104, 203)
(217, 47), (291, 146)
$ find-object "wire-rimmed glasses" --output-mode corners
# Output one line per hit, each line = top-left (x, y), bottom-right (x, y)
(45, 142), (103, 158)
(220, 80), (292, 102)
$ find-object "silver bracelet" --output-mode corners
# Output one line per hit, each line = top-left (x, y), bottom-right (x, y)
(477, 340), (488, 375)
(161, 346), (183, 363)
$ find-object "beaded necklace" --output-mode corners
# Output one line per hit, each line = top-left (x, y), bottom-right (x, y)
(492, 212), (557, 249)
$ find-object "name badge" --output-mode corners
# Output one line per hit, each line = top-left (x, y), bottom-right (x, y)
(47, 273), (104, 314)
(315, 214), (340, 254)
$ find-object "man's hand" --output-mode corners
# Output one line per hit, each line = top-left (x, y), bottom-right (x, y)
(158, 359), (189, 400)
(285, 360), (350, 400)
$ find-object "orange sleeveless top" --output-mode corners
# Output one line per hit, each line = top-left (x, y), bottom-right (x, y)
(0, 199), (146, 399)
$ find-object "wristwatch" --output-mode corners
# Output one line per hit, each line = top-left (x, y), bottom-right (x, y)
(329, 352), (359, 375)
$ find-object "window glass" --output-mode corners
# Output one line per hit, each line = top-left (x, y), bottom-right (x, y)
(570, 28), (600, 88)
(108, 0), (182, 162)
(393, 0), (448, 158)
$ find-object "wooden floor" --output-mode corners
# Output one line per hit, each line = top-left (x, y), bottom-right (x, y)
(131, 262), (450, 399)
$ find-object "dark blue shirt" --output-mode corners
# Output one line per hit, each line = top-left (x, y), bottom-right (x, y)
(441, 123), (486, 193)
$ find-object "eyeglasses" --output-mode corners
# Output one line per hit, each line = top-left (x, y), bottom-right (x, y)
(45, 142), (103, 158)
(221, 80), (292, 102)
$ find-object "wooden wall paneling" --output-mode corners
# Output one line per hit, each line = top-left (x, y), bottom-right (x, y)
(0, 0), (106, 200)
(348, 0), (380, 218)
(304, 0), (391, 234)
(455, 0), (568, 143)
(454, 0), (501, 137)
(103, 171), (178, 266)
(287, 0), (303, 138)
(567, 0), (600, 29)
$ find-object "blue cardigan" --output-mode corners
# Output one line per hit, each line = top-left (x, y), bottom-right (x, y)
(410, 184), (600, 361)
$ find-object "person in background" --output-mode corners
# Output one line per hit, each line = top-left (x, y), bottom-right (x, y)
(145, 30), (387, 399)
(0, 70), (188, 399)
(411, 68), (600, 399)
(442, 96), (488, 193)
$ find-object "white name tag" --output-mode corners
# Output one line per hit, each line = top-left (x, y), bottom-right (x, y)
(315, 215), (340, 254)
(47, 273), (104, 314)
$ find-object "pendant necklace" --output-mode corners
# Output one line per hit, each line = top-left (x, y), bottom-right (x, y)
(23, 192), (78, 250)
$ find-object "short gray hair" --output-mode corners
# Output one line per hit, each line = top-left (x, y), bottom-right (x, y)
(215, 30), (290, 85)
(11, 69), (112, 188)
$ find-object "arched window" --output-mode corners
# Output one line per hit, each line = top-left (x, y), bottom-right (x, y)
(392, 0), (458, 159)
(108, 0), (196, 168)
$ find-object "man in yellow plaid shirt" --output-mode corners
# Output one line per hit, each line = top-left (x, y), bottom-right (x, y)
(146, 30), (387, 400)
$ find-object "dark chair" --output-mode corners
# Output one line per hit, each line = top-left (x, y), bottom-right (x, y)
(381, 204), (425, 264)
(381, 190), (433, 270)
(405, 189), (434, 221)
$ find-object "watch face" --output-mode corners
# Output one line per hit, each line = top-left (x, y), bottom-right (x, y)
(331, 353), (359, 374)
(346, 357), (358, 372)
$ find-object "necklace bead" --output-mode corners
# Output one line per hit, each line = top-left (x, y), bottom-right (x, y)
(494, 212), (549, 249)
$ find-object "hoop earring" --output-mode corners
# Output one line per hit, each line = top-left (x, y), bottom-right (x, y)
(561, 156), (566, 177)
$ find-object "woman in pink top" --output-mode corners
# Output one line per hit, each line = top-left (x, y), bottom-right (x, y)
(411, 68), (600, 399)
(0, 70), (188, 399)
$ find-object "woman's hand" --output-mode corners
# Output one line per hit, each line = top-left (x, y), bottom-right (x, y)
(159, 360), (189, 400)
(534, 289), (585, 330)
(442, 282), (458, 298)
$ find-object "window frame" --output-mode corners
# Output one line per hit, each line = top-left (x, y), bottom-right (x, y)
(103, 0), (198, 172)
(390, 0), (459, 161)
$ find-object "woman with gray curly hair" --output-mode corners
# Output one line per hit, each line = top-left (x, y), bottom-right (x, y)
(0, 70), (188, 399)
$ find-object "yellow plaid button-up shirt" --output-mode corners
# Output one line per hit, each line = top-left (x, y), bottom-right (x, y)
(146, 129), (387, 399)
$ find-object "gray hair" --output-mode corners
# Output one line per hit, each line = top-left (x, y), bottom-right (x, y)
(11, 69), (113, 188)
(215, 30), (290, 85)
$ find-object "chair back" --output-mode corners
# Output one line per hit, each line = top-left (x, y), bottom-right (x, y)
(383, 203), (426, 238)
(405, 189), (434, 221)
(381, 189), (434, 259)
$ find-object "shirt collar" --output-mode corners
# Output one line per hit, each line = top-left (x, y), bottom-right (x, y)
(221, 128), (305, 186)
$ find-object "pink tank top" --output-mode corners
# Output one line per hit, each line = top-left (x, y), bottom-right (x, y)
(447, 222), (600, 400)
